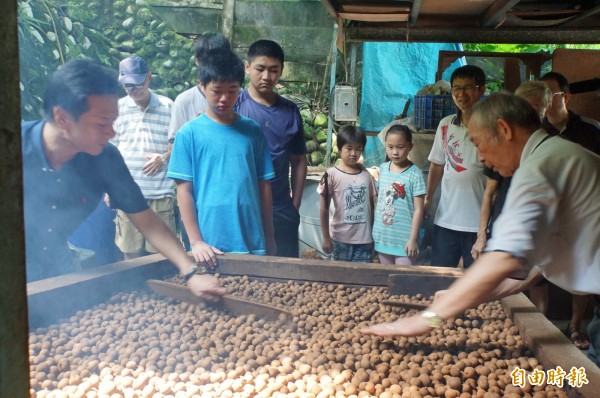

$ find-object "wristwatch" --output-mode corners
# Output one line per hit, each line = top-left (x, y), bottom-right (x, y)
(183, 265), (199, 282)
(421, 310), (443, 329)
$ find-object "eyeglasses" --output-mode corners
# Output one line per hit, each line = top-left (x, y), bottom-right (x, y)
(123, 83), (145, 91)
(552, 91), (565, 97)
(451, 85), (480, 94)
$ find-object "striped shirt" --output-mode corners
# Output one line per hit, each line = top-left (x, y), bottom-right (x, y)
(113, 91), (174, 199)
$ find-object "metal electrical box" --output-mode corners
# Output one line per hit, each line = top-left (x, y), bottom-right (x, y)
(333, 85), (358, 121)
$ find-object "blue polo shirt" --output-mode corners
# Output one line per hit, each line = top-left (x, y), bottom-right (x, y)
(22, 120), (148, 281)
(235, 90), (306, 210)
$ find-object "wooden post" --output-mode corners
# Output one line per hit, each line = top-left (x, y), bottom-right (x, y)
(349, 42), (358, 86)
(222, 0), (236, 43)
(0, 1), (31, 397)
(325, 23), (338, 166)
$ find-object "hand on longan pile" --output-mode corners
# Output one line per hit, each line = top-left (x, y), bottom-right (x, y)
(361, 313), (432, 337)
(188, 273), (226, 302)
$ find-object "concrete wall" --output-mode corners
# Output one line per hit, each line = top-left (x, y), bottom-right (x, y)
(0, 0), (30, 396)
(148, 0), (334, 81)
(147, 4), (222, 34)
(234, 0), (332, 80)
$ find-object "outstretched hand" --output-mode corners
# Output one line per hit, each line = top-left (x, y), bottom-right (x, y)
(361, 314), (432, 337)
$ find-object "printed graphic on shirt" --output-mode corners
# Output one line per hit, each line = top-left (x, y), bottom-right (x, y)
(344, 183), (368, 224)
(379, 182), (405, 225)
(442, 125), (467, 172)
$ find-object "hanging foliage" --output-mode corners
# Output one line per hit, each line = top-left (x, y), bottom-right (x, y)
(18, 0), (197, 120)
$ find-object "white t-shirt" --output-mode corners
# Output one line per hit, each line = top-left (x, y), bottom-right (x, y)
(428, 114), (486, 232)
(488, 129), (600, 295)
(167, 85), (207, 141)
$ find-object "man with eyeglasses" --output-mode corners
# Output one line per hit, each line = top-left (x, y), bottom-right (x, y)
(541, 72), (600, 154)
(424, 65), (488, 269)
(541, 71), (600, 351)
(111, 56), (177, 260)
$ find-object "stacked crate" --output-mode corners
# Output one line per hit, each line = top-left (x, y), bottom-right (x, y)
(413, 95), (456, 130)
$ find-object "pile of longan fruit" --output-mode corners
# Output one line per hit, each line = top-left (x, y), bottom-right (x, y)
(29, 275), (569, 398)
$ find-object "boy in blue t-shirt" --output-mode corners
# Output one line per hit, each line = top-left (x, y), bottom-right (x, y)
(168, 49), (276, 268)
(235, 40), (307, 258)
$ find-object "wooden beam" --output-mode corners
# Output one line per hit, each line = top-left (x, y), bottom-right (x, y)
(502, 294), (600, 398)
(361, 15), (482, 28)
(341, 5), (411, 13)
(1, 0), (30, 396)
(338, 12), (409, 22)
(319, 0), (338, 19)
(26, 254), (466, 328)
(503, 14), (573, 27)
(511, 9), (579, 18)
(481, 0), (521, 28)
(222, 0), (235, 42)
(216, 255), (465, 287)
(349, 42), (358, 85)
(345, 25), (600, 44)
(409, 0), (422, 26)
(559, 5), (600, 27)
(27, 255), (176, 328)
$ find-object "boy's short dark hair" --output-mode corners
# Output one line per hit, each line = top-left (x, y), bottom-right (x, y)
(42, 58), (120, 122)
(450, 65), (486, 87)
(199, 49), (245, 86)
(337, 125), (367, 151)
(195, 32), (231, 61)
(540, 71), (570, 93)
(247, 39), (284, 65)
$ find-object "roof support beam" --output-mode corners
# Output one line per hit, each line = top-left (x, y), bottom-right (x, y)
(409, 0), (422, 26)
(340, 5), (410, 13)
(559, 5), (600, 27)
(338, 12), (409, 22)
(481, 0), (522, 27)
(344, 26), (600, 44)
(319, 0), (338, 19)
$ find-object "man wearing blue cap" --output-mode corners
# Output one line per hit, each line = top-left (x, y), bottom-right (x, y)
(111, 56), (176, 259)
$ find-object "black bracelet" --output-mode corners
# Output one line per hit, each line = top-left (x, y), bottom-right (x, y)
(183, 265), (198, 282)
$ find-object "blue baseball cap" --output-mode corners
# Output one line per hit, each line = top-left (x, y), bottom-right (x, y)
(118, 56), (149, 85)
